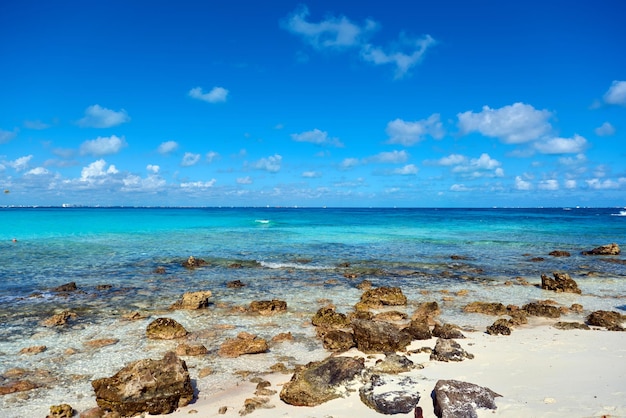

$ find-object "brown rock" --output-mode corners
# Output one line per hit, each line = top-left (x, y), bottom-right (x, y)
(403, 320), (432, 340)
(271, 332), (294, 344)
(84, 339), (119, 349)
(582, 243), (621, 255)
(154, 266), (166, 274)
(586, 310), (625, 330)
(359, 286), (407, 308)
(42, 310), (77, 327)
(226, 280), (245, 288)
(463, 301), (508, 315)
(182, 255), (207, 268)
(19, 345), (47, 355)
(52, 282), (78, 292)
(0, 380), (38, 395)
(374, 310), (408, 322)
(432, 323), (465, 339)
(92, 351), (193, 416)
(486, 319), (512, 335)
(170, 290), (212, 310)
(175, 343), (208, 356)
(311, 306), (350, 328)
(549, 250), (571, 257)
(411, 301), (441, 323)
(218, 332), (269, 357)
(553, 322), (590, 330)
(356, 279), (372, 290)
(248, 299), (287, 315)
(351, 319), (412, 353)
(371, 353), (416, 374)
(78, 407), (109, 418)
(321, 330), (355, 352)
(239, 396), (273, 415)
(540, 272), (581, 294)
(47, 403), (74, 418)
(522, 302), (561, 318)
(146, 317), (188, 340)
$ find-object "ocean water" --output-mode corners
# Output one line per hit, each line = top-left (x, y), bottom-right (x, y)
(1, 207), (625, 416)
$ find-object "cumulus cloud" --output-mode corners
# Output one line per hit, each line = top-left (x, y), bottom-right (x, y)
(586, 177), (626, 190)
(434, 154), (467, 166)
(361, 34), (436, 79)
(253, 154), (282, 172)
(8, 155), (33, 172)
(0, 128), (18, 144)
(538, 179), (559, 190)
(595, 122), (616, 136)
(121, 174), (166, 192)
(237, 176), (253, 184)
(206, 151), (220, 163)
(534, 134), (587, 154)
(25, 167), (49, 176)
(188, 86), (229, 103)
(291, 129), (343, 147)
(603, 80), (626, 105)
(386, 114), (444, 146)
(393, 164), (419, 175)
(515, 175), (533, 191)
(457, 102), (552, 144)
(564, 179), (577, 189)
(181, 152), (201, 167)
(157, 141), (179, 155)
(146, 164), (160, 174)
(180, 180), (217, 188)
(77, 105), (130, 128)
(80, 159), (118, 182)
(340, 157), (360, 169)
(80, 135), (127, 156)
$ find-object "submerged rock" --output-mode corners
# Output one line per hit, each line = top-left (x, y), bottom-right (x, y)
(549, 250), (571, 257)
(175, 343), (208, 356)
(541, 272), (581, 294)
(582, 243), (621, 255)
(182, 255), (207, 268)
(218, 332), (269, 357)
(359, 374), (421, 414)
(146, 317), (188, 340)
(432, 379), (501, 418)
(279, 356), (365, 406)
(52, 282), (78, 292)
(170, 290), (212, 310)
(463, 301), (508, 316)
(430, 338), (474, 362)
(248, 299), (287, 315)
(92, 351), (193, 416)
(0, 380), (38, 395)
(351, 319), (412, 353)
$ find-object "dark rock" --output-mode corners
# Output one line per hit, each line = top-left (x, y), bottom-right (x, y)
(182, 255), (207, 268)
(586, 310), (625, 330)
(279, 356), (365, 406)
(582, 243), (620, 255)
(486, 319), (512, 335)
(403, 320), (432, 340)
(432, 379), (501, 418)
(248, 299), (287, 315)
(351, 319), (412, 353)
(311, 306), (350, 329)
(549, 250), (571, 257)
(529, 257), (545, 262)
(450, 255), (468, 260)
(321, 330), (355, 352)
(553, 322), (590, 330)
(463, 302), (508, 316)
(47, 404), (74, 418)
(359, 286), (407, 309)
(432, 323), (465, 339)
(218, 332), (269, 357)
(359, 374), (421, 414)
(146, 317), (188, 340)
(154, 266), (166, 274)
(371, 353), (416, 374)
(411, 301), (441, 323)
(170, 290), (212, 310)
(430, 338), (474, 362)
(522, 302), (561, 318)
(95, 284), (112, 291)
(226, 280), (245, 288)
(91, 351), (193, 416)
(52, 282), (78, 292)
(541, 272), (581, 294)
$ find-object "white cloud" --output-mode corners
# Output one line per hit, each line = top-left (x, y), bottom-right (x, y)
(253, 154), (282, 172)
(237, 176), (253, 184)
(80, 135), (127, 156)
(538, 179), (559, 190)
(77, 105), (130, 128)
(302, 171), (321, 178)
(340, 158), (360, 169)
(188, 86), (229, 103)
(515, 175), (532, 191)
(450, 184), (471, 192)
(361, 34), (436, 79)
(564, 180), (577, 189)
(25, 167), (48, 176)
(452, 153), (501, 172)
(8, 155), (33, 172)
(386, 114), (444, 146)
(458, 103), (552, 144)
(393, 164), (418, 175)
(558, 153), (587, 166)
(291, 129), (343, 147)
(595, 122), (616, 136)
(146, 164), (160, 174)
(282, 5), (376, 49)
(603, 80), (626, 105)
(157, 141), (179, 155)
(366, 150), (409, 164)
(121, 174), (166, 191)
(181, 152), (201, 167)
(586, 177), (626, 190)
(0, 128), (18, 144)
(435, 154), (467, 166)
(80, 159), (118, 181)
(534, 134), (587, 154)
(206, 151), (220, 163)
(180, 180), (217, 188)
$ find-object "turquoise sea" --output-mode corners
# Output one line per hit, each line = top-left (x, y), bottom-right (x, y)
(1, 207), (625, 416)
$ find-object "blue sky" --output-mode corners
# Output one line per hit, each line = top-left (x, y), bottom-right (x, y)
(1, 0), (625, 207)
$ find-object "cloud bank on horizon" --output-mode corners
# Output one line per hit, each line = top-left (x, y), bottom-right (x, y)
(0, 1), (625, 207)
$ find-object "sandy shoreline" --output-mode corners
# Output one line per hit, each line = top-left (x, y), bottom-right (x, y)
(151, 320), (626, 418)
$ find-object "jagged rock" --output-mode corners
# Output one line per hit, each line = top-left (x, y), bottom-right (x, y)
(371, 353), (416, 374)
(359, 286), (407, 309)
(356, 279), (372, 290)
(463, 302), (508, 315)
(279, 356), (365, 406)
(359, 374), (421, 414)
(170, 290), (212, 310)
(403, 320), (432, 340)
(47, 403), (74, 418)
(430, 338), (474, 362)
(0, 380), (38, 395)
(218, 332), (268, 357)
(311, 306), (350, 328)
(146, 317), (188, 340)
(507, 310), (528, 326)
(541, 272), (581, 294)
(432, 379), (501, 418)
(175, 343), (208, 356)
(52, 282), (78, 292)
(486, 319), (512, 335)
(553, 322), (590, 330)
(432, 323), (465, 339)
(549, 250), (571, 257)
(42, 310), (77, 327)
(411, 301), (441, 323)
(582, 243), (620, 255)
(522, 302), (561, 318)
(92, 351), (193, 416)
(248, 299), (287, 315)
(351, 319), (412, 353)
(586, 310), (625, 330)
(226, 280), (245, 288)
(182, 255), (207, 268)
(321, 330), (355, 352)
(271, 332), (294, 344)
(19, 345), (47, 355)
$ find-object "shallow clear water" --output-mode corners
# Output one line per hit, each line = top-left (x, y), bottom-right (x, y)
(0, 207), (625, 417)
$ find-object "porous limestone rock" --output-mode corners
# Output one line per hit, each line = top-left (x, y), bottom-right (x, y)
(540, 272), (581, 294)
(432, 379), (501, 418)
(359, 374), (421, 414)
(248, 299), (287, 315)
(218, 332), (268, 357)
(146, 317), (188, 340)
(170, 290), (212, 310)
(582, 243), (620, 255)
(430, 338), (474, 362)
(351, 319), (412, 354)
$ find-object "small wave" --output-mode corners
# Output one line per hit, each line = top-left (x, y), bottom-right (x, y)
(255, 219), (270, 224)
(258, 261), (333, 270)
(610, 211), (626, 217)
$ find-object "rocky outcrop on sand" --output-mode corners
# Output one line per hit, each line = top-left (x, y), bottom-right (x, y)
(91, 351), (193, 416)
(311, 306), (350, 329)
(321, 330), (355, 352)
(248, 299), (287, 315)
(553, 321), (590, 330)
(279, 356), (365, 406)
(541, 272), (581, 294)
(582, 243), (621, 255)
(432, 379), (501, 418)
(169, 290), (212, 310)
(430, 338), (474, 362)
(486, 319), (513, 335)
(403, 320), (432, 340)
(586, 310), (625, 331)
(357, 286), (407, 309)
(218, 332), (269, 357)
(359, 374), (421, 414)
(351, 319), (412, 353)
(522, 301), (561, 318)
(371, 353), (417, 374)
(432, 323), (465, 339)
(411, 301), (441, 323)
(146, 317), (188, 339)
(463, 301), (508, 315)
